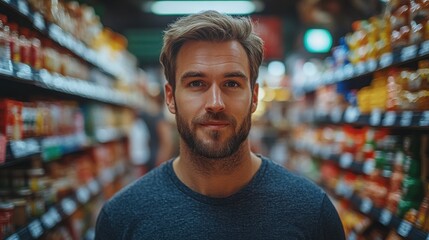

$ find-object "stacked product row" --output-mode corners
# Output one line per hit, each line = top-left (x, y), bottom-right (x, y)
(0, 141), (129, 239)
(0, 1), (144, 239)
(291, 126), (429, 239)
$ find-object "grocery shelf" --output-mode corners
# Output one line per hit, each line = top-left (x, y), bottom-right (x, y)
(0, 0), (120, 80)
(313, 107), (429, 129)
(345, 193), (429, 240)
(301, 41), (429, 93)
(0, 130), (127, 168)
(4, 161), (127, 240)
(293, 142), (373, 175)
(0, 69), (141, 110)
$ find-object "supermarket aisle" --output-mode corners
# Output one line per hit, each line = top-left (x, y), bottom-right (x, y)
(0, 0), (428, 239)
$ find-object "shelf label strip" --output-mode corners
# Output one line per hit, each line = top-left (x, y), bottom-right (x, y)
(397, 220), (412, 237)
(28, 219), (44, 239)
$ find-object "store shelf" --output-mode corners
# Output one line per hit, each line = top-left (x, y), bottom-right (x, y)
(314, 107), (429, 129)
(0, 0), (120, 79)
(293, 142), (373, 175)
(344, 193), (429, 240)
(4, 161), (127, 240)
(0, 69), (141, 109)
(0, 129), (127, 168)
(302, 41), (429, 93)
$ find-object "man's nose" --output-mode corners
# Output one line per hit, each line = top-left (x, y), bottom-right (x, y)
(205, 85), (225, 112)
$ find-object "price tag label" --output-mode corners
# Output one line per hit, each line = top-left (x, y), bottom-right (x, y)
(363, 160), (375, 175)
(33, 12), (46, 31)
(343, 64), (354, 79)
(335, 180), (344, 196)
(382, 111), (397, 126)
(370, 109), (382, 126)
(419, 40), (429, 56)
(15, 63), (33, 80)
(41, 212), (55, 229)
(41, 208), (60, 229)
(17, 0), (29, 16)
(344, 106), (360, 123)
(401, 45), (418, 62)
(348, 232), (357, 240)
(380, 53), (394, 68)
(360, 198), (373, 214)
(397, 220), (412, 237)
(5, 234), (20, 240)
(330, 106), (343, 123)
(379, 209), (393, 226)
(28, 220), (44, 238)
(76, 187), (91, 204)
(88, 180), (100, 195)
(355, 62), (366, 75)
(420, 111), (429, 126)
(9, 140), (29, 159)
(340, 153), (353, 168)
(366, 59), (377, 72)
(61, 198), (77, 216)
(100, 169), (114, 185)
(48, 24), (62, 42)
(400, 111), (413, 127)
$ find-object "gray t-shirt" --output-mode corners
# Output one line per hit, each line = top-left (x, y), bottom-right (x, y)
(95, 156), (345, 239)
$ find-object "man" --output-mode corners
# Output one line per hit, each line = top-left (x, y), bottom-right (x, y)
(95, 11), (345, 239)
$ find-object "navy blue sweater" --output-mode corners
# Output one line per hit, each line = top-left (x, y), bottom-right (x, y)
(95, 156), (345, 239)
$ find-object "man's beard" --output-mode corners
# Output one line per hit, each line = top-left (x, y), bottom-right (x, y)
(175, 104), (252, 159)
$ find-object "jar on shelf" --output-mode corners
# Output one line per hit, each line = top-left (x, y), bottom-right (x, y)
(14, 188), (32, 218)
(11, 169), (27, 190)
(8, 198), (26, 228)
(31, 191), (45, 217)
(0, 14), (11, 71)
(27, 168), (45, 192)
(0, 201), (14, 238)
(8, 23), (20, 64)
(18, 28), (31, 66)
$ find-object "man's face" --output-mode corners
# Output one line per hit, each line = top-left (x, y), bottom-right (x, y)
(165, 40), (259, 158)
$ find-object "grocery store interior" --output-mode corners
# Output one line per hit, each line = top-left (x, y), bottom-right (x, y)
(0, 0), (428, 239)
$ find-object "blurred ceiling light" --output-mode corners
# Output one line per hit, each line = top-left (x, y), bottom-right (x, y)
(303, 28), (333, 53)
(145, 1), (263, 15)
(267, 61), (285, 76)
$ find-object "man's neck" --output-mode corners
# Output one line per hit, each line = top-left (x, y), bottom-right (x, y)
(173, 140), (262, 198)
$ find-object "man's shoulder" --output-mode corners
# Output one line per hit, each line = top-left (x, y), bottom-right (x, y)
(262, 157), (325, 200)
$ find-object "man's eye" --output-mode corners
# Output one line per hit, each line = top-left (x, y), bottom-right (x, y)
(225, 81), (240, 88)
(189, 81), (204, 87)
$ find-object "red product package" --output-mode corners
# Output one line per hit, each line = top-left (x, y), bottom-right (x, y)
(0, 99), (23, 140)
(0, 134), (5, 164)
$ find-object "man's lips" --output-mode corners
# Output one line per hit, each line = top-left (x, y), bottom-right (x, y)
(199, 121), (230, 129)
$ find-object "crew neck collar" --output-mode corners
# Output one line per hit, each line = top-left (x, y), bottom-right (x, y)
(165, 155), (268, 205)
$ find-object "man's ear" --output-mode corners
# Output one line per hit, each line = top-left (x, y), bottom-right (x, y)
(251, 83), (259, 113)
(165, 83), (176, 114)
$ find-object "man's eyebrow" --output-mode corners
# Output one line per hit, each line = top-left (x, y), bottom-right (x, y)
(180, 71), (248, 81)
(180, 71), (205, 81)
(224, 71), (248, 81)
